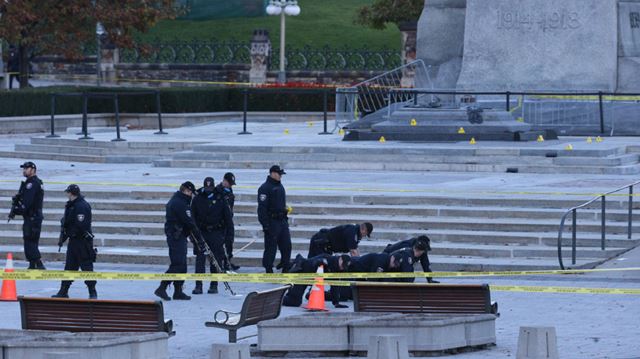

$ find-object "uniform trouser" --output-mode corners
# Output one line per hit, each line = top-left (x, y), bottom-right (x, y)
(194, 229), (225, 288)
(61, 239), (96, 288)
(165, 234), (188, 287)
(282, 284), (308, 307)
(262, 219), (291, 271)
(224, 226), (234, 259)
(307, 235), (331, 258)
(22, 216), (42, 262)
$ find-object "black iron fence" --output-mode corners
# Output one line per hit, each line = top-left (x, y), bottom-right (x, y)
(388, 89), (640, 135)
(48, 91), (165, 141)
(82, 39), (400, 72)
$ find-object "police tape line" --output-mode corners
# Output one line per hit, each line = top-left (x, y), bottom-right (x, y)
(1, 267), (638, 280)
(1, 270), (639, 295)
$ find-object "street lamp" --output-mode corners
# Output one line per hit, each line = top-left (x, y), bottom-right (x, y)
(266, 0), (300, 84)
(96, 21), (105, 86)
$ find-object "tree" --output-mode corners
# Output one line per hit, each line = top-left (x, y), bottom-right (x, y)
(0, 0), (179, 88)
(354, 0), (423, 30)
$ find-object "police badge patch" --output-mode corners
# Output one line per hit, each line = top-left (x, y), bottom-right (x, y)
(259, 194), (267, 202)
(77, 214), (85, 222)
(26, 183), (33, 190)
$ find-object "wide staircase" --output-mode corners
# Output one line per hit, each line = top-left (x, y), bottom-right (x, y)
(154, 143), (640, 175)
(0, 188), (636, 271)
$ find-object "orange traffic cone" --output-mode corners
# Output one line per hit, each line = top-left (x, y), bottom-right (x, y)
(0, 253), (17, 301)
(304, 265), (327, 311)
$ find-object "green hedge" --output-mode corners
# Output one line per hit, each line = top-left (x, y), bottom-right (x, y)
(0, 86), (336, 117)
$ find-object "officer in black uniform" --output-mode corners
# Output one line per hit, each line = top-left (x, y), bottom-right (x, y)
(350, 250), (415, 282)
(383, 235), (439, 283)
(155, 181), (201, 301)
(191, 177), (233, 295)
(307, 222), (373, 258)
(257, 165), (292, 273)
(283, 253), (351, 308)
(9, 161), (45, 270)
(52, 184), (96, 299)
(217, 172), (239, 270)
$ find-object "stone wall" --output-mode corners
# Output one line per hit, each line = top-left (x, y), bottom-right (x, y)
(417, 0), (640, 92)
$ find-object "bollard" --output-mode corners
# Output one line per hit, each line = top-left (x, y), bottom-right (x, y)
(210, 343), (251, 359)
(366, 335), (409, 359)
(516, 326), (559, 359)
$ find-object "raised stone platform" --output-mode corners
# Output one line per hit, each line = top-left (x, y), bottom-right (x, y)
(256, 312), (496, 356)
(0, 329), (168, 359)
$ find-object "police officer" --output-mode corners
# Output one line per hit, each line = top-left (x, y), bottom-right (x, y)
(383, 235), (439, 283)
(52, 185), (96, 299)
(155, 181), (201, 301)
(350, 250), (414, 282)
(307, 222), (373, 258)
(9, 161), (45, 270)
(257, 165), (291, 273)
(217, 172), (239, 270)
(283, 253), (351, 308)
(191, 177), (232, 295)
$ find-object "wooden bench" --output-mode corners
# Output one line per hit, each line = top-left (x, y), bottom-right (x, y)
(19, 296), (174, 335)
(205, 285), (290, 343)
(351, 283), (499, 315)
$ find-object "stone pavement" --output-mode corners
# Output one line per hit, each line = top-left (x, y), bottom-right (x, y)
(0, 260), (638, 359)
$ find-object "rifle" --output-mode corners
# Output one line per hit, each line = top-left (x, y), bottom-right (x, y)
(7, 181), (25, 223)
(189, 231), (238, 296)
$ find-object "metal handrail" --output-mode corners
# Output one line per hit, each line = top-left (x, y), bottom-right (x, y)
(557, 180), (639, 269)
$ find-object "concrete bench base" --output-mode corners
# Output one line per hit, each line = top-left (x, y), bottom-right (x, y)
(257, 312), (496, 355)
(0, 329), (169, 359)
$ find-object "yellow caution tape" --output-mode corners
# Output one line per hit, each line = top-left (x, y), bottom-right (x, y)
(1, 270), (639, 295)
(1, 267), (638, 281)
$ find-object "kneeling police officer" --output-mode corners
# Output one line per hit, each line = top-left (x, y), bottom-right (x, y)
(52, 184), (96, 299)
(384, 235), (438, 283)
(283, 253), (351, 308)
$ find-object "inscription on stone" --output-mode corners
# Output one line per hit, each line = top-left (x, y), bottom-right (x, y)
(497, 9), (581, 32)
(631, 12), (640, 29)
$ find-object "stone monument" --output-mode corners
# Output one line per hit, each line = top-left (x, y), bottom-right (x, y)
(417, 0), (640, 92)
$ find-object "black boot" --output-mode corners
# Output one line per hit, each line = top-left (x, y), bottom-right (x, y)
(35, 260), (46, 270)
(192, 281), (203, 295)
(207, 283), (218, 294)
(265, 267), (274, 274)
(52, 282), (71, 298)
(172, 283), (191, 300)
(228, 261), (240, 271)
(27, 261), (36, 270)
(88, 284), (98, 299)
(154, 281), (171, 301)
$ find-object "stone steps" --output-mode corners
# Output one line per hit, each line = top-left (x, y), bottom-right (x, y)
(0, 187), (636, 271)
(0, 245), (605, 271)
(0, 229), (626, 260)
(5, 201), (638, 222)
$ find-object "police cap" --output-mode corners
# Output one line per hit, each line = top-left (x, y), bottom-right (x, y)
(203, 177), (215, 189)
(181, 181), (196, 193)
(269, 165), (286, 175)
(64, 184), (81, 196)
(413, 235), (431, 251)
(20, 161), (36, 170)
(224, 172), (236, 186)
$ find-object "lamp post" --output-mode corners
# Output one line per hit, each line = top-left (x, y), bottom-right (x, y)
(96, 22), (105, 86)
(265, 0), (300, 84)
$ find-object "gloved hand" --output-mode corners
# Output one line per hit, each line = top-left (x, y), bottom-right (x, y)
(262, 227), (270, 236)
(333, 303), (348, 309)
